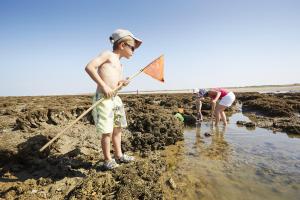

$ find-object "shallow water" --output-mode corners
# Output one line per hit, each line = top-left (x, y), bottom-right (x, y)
(161, 113), (300, 200)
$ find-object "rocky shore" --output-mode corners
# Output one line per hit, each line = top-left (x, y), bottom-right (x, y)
(0, 94), (184, 199)
(0, 92), (299, 199)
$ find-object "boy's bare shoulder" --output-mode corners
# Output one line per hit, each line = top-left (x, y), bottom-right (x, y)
(89, 50), (113, 66)
(98, 50), (114, 59)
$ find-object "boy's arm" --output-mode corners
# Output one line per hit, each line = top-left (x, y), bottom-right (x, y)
(117, 77), (130, 89)
(85, 51), (114, 97)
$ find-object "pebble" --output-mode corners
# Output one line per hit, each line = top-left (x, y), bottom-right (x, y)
(204, 132), (212, 137)
(167, 178), (177, 190)
(295, 163), (300, 168)
(31, 189), (38, 194)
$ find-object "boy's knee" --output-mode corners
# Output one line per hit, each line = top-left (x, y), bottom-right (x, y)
(101, 133), (112, 139)
(113, 127), (122, 132)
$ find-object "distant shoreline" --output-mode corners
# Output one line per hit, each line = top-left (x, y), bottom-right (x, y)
(228, 83), (300, 93)
(1, 84), (300, 97)
(119, 83), (300, 94)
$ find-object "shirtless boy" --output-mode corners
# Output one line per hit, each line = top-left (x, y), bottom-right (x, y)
(85, 29), (142, 170)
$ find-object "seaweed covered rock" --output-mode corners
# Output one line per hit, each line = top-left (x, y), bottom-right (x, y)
(236, 120), (256, 129)
(242, 98), (294, 117)
(66, 173), (117, 200)
(113, 155), (165, 199)
(124, 101), (184, 152)
(237, 92), (300, 135)
(122, 93), (238, 127)
(272, 118), (300, 134)
(237, 92), (295, 117)
(235, 92), (264, 102)
(14, 106), (93, 132)
(66, 153), (165, 200)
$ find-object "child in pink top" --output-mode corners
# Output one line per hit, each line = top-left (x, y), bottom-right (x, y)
(194, 88), (235, 126)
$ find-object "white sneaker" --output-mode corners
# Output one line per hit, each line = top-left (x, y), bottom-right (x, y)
(102, 159), (119, 170)
(116, 154), (135, 163)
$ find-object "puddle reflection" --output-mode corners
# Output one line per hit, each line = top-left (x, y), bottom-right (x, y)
(162, 112), (300, 200)
(193, 124), (231, 161)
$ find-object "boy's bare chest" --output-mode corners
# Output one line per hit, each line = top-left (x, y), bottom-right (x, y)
(99, 62), (122, 76)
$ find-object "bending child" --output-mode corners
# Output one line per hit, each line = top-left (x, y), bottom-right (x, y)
(194, 88), (235, 126)
(85, 29), (142, 170)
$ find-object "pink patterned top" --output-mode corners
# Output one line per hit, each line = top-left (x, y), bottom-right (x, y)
(209, 88), (229, 99)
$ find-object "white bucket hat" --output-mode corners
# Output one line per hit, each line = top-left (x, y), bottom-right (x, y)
(109, 29), (142, 49)
(193, 88), (199, 94)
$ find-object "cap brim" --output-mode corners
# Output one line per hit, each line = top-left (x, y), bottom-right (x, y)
(132, 36), (142, 49)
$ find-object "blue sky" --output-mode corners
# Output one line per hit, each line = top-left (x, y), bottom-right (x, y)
(1, 0), (300, 96)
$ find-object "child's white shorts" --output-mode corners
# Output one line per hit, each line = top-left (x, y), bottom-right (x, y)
(219, 92), (235, 107)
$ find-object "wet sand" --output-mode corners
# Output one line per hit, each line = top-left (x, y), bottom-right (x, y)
(0, 91), (299, 199)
